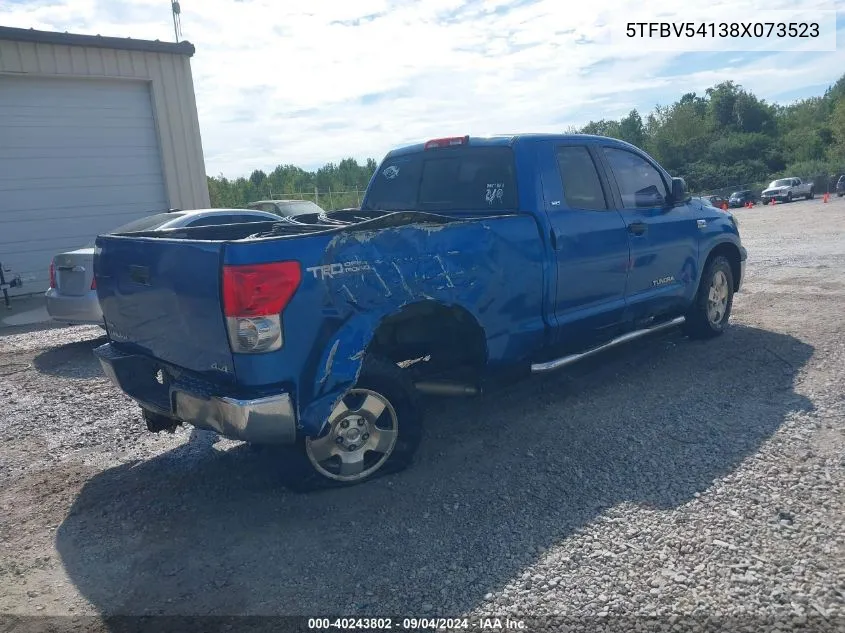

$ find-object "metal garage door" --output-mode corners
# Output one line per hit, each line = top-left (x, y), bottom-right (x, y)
(0, 75), (169, 295)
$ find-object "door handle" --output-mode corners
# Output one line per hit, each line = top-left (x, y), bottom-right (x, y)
(628, 221), (647, 236)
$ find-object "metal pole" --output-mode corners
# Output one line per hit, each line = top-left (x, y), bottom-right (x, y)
(171, 1), (180, 42)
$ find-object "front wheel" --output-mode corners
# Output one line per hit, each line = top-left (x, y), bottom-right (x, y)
(304, 356), (422, 485)
(786, 192), (793, 203)
(682, 255), (735, 340)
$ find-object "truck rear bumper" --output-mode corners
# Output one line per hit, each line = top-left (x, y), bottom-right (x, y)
(94, 342), (297, 444)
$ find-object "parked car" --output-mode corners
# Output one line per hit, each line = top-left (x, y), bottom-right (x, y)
(703, 195), (727, 208)
(693, 196), (718, 209)
(93, 134), (746, 486)
(45, 208), (282, 326)
(728, 190), (756, 208)
(836, 175), (845, 197)
(247, 199), (326, 217)
(760, 177), (814, 204)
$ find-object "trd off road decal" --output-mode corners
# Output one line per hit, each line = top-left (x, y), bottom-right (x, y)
(306, 261), (372, 280)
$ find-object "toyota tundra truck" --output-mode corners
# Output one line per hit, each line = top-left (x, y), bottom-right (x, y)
(92, 134), (747, 485)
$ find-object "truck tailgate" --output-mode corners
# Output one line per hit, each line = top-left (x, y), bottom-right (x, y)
(94, 235), (235, 380)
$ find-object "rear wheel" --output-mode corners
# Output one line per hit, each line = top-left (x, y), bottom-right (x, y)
(683, 255), (735, 340)
(807, 189), (814, 200)
(304, 355), (422, 485)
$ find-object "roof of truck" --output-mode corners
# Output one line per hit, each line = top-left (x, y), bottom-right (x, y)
(385, 134), (640, 157)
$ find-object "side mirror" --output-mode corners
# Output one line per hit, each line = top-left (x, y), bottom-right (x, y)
(670, 177), (691, 205)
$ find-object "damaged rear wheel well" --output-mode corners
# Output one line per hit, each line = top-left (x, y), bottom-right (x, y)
(367, 302), (487, 377)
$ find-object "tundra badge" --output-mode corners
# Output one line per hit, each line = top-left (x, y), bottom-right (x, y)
(652, 275), (675, 287)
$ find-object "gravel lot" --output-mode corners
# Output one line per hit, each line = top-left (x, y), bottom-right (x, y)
(1, 197), (843, 631)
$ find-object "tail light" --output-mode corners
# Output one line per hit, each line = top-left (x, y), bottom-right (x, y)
(49, 261), (56, 288)
(424, 135), (469, 150)
(222, 261), (301, 353)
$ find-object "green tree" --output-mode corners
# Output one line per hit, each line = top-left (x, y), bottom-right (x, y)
(619, 109), (645, 147)
(573, 72), (845, 191)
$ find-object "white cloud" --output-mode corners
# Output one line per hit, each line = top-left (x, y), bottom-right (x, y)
(2, 0), (844, 177)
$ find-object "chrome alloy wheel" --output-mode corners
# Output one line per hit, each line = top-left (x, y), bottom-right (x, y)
(707, 270), (730, 326)
(305, 388), (399, 482)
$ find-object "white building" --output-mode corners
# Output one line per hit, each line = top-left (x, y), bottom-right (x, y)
(0, 25), (210, 294)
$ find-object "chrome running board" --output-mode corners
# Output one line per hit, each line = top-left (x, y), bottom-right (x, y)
(530, 316), (686, 374)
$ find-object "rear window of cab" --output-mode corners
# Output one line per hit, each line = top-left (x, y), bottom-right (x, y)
(362, 146), (517, 212)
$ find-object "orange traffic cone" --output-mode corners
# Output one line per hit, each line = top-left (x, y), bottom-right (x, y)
(823, 192), (830, 203)
(721, 202), (728, 211)
(770, 197), (776, 206)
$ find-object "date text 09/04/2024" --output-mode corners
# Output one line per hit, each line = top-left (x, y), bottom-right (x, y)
(626, 22), (820, 39)
(308, 617), (526, 630)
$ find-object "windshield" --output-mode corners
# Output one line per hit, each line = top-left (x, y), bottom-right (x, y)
(85, 212), (185, 246)
(280, 201), (324, 216)
(770, 179), (792, 188)
(362, 146), (518, 212)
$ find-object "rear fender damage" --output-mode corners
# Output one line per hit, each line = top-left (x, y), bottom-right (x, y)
(296, 220), (490, 438)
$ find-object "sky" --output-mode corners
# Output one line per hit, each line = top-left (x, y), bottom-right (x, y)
(1, 0), (844, 178)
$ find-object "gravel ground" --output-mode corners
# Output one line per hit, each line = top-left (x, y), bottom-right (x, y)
(1, 197), (844, 631)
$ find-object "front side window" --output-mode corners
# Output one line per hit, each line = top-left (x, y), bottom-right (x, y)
(602, 147), (669, 209)
(555, 145), (608, 211)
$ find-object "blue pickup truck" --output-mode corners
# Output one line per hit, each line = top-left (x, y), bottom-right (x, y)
(93, 134), (746, 486)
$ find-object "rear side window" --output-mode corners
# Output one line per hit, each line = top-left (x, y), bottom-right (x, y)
(112, 212), (185, 233)
(362, 147), (517, 212)
(555, 146), (608, 210)
(603, 147), (669, 209)
(187, 214), (272, 227)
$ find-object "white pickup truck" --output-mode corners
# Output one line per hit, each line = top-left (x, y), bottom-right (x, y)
(761, 177), (814, 204)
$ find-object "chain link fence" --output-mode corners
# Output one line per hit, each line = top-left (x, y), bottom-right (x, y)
(259, 188), (364, 211)
(697, 174), (842, 201)
(260, 176), (844, 212)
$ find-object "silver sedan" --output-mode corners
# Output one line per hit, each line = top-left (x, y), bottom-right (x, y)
(45, 208), (281, 326)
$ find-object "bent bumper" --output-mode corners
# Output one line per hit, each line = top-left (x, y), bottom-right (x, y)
(94, 343), (297, 444)
(45, 288), (103, 325)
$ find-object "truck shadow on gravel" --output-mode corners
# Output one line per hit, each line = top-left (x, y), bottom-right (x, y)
(32, 333), (107, 379)
(55, 324), (813, 617)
